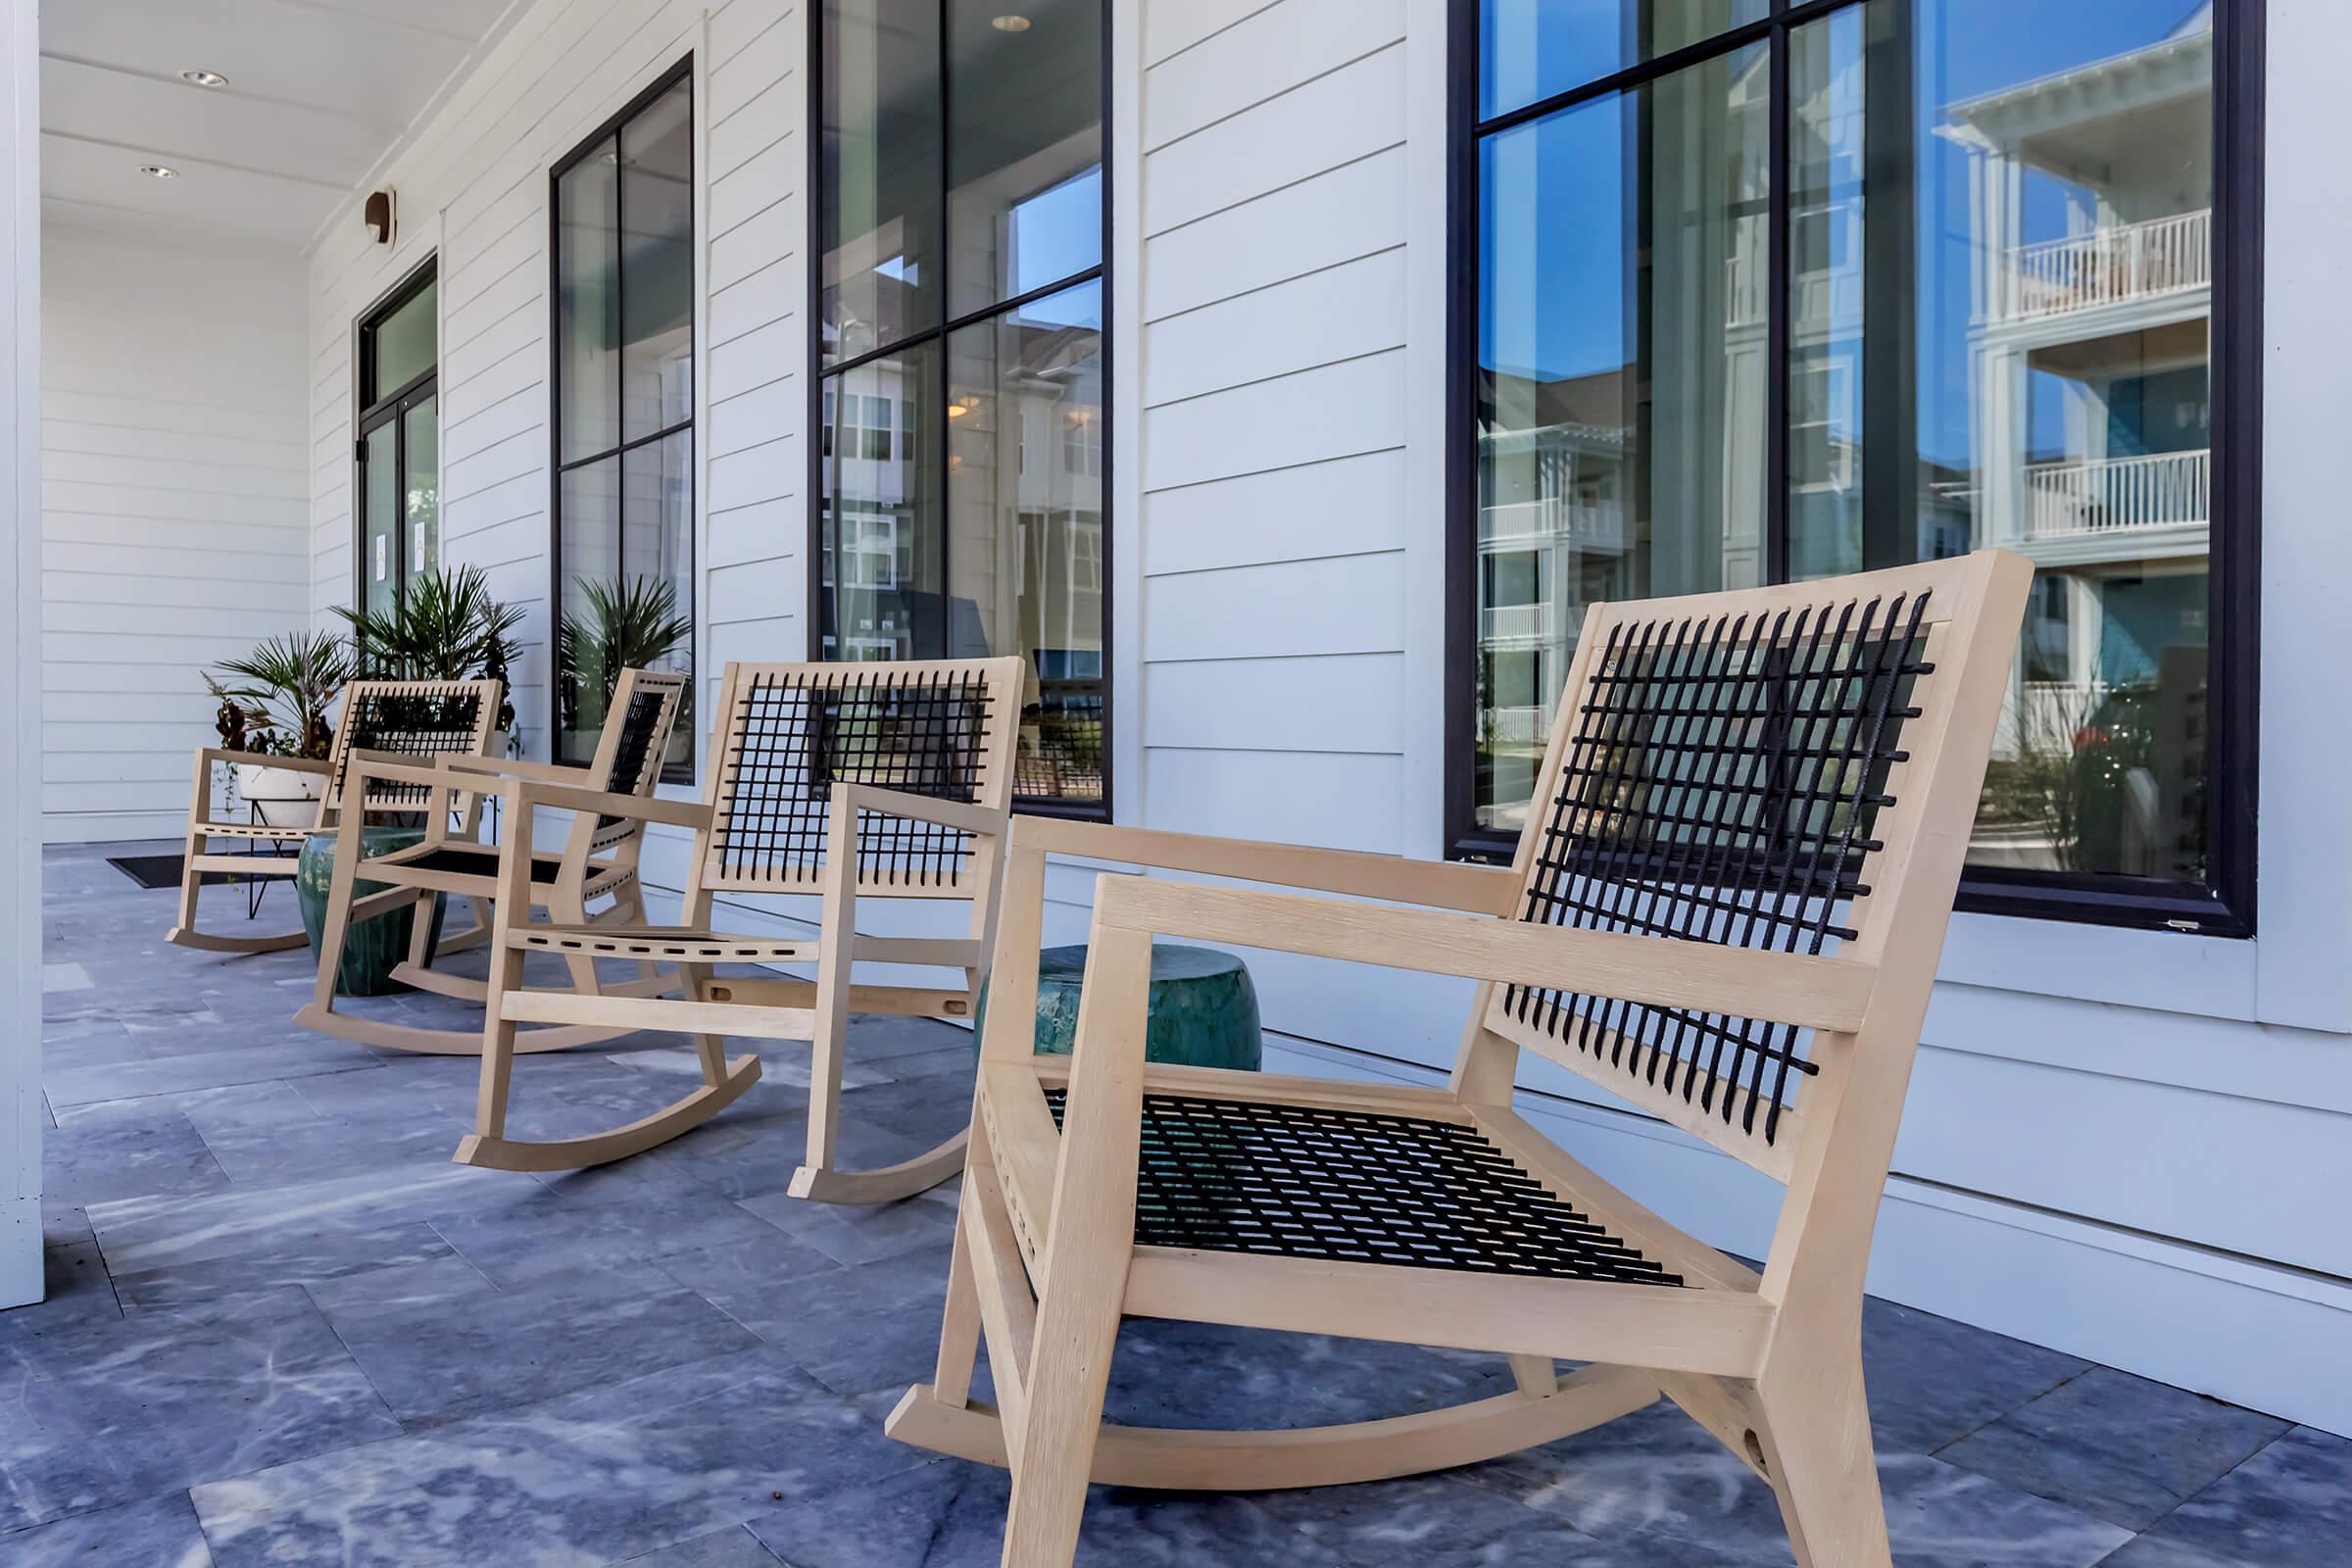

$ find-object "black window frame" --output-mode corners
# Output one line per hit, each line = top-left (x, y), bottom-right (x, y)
(1443, 0), (2264, 937)
(804, 0), (1116, 821)
(548, 53), (699, 782)
(353, 255), (439, 613)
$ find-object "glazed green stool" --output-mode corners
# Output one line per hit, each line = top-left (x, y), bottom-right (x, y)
(296, 829), (448, 998)
(977, 943), (1261, 1069)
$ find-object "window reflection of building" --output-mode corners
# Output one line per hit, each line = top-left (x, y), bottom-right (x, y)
(1940, 5), (2213, 878)
(815, 0), (1107, 804)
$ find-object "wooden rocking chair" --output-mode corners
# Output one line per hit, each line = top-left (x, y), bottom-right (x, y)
(165, 678), (504, 956)
(456, 656), (1026, 1187)
(293, 667), (691, 1055)
(887, 552), (2034, 1567)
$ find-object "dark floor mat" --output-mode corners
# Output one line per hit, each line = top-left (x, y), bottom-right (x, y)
(107, 854), (248, 890)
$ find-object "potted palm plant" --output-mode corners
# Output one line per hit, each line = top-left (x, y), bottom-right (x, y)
(557, 575), (693, 764)
(203, 631), (353, 804)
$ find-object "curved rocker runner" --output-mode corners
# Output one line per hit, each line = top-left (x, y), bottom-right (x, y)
(165, 678), (504, 956)
(295, 668), (690, 1057)
(891, 553), (2037, 1568)
(459, 657), (1027, 1190)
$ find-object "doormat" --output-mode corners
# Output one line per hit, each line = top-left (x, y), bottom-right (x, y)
(107, 855), (240, 891)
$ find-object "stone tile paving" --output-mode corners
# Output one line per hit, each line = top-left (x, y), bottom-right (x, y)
(1, 841), (2342, 1565)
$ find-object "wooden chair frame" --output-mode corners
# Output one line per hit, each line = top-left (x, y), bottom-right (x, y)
(293, 667), (691, 1055)
(164, 679), (505, 956)
(888, 552), (2034, 1566)
(458, 656), (1027, 1188)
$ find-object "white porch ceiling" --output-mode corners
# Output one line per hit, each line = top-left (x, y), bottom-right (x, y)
(38, 0), (517, 251)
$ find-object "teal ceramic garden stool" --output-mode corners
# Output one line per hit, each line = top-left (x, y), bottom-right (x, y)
(296, 829), (447, 998)
(979, 943), (1261, 1069)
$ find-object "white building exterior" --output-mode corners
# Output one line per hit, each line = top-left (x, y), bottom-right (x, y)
(17, 0), (2352, 1434)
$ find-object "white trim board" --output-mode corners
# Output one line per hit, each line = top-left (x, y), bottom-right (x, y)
(1261, 1034), (2352, 1441)
(2, 0), (43, 1309)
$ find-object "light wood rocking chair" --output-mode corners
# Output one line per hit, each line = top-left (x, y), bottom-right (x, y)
(887, 552), (2034, 1567)
(456, 656), (1026, 1188)
(165, 678), (505, 956)
(293, 667), (691, 1055)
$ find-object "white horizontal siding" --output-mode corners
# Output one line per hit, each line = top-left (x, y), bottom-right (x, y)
(40, 230), (311, 844)
(308, 0), (808, 773)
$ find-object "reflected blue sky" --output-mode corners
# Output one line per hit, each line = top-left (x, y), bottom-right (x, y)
(1478, 0), (2207, 466)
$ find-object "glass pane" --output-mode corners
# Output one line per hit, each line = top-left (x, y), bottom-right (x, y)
(366, 277), (435, 405)
(1473, 46), (1768, 833)
(556, 456), (620, 765)
(1787, 9), (1867, 580)
(622, 80), (695, 441)
(401, 394), (438, 583)
(1480, 0), (1764, 121)
(621, 429), (696, 769)
(1910, 1), (2216, 882)
(947, 279), (1104, 803)
(947, 0), (1103, 318)
(821, 0), (942, 367)
(362, 420), (398, 618)
(820, 338), (945, 659)
(558, 146), (620, 464)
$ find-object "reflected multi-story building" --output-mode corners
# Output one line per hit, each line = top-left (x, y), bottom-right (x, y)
(1942, 3), (2213, 875)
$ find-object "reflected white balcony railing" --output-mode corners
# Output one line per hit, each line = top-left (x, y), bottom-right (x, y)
(1477, 498), (1627, 553)
(1999, 209), (2211, 320)
(2024, 449), (2209, 541)
(1481, 602), (1554, 644)
(1481, 705), (1550, 748)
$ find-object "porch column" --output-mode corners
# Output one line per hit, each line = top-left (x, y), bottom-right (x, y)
(1, 0), (41, 1309)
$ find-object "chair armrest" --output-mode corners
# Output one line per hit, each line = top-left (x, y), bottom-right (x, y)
(437, 755), (586, 784)
(1005, 816), (1521, 914)
(513, 778), (711, 831)
(1087, 874), (1874, 1035)
(347, 756), (507, 802)
(834, 781), (1004, 837)
(198, 748), (331, 773)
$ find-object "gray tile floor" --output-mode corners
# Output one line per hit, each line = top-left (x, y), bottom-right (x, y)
(5, 840), (2342, 1566)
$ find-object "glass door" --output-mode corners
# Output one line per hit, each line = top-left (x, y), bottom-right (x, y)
(355, 261), (439, 612)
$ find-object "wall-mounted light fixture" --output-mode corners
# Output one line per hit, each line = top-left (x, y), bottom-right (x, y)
(364, 189), (396, 246)
(992, 15), (1031, 31)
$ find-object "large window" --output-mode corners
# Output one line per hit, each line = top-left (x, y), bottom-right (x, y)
(552, 59), (696, 774)
(811, 0), (1109, 810)
(355, 259), (438, 617)
(1451, 0), (2261, 933)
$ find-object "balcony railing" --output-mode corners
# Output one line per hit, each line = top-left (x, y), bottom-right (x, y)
(2024, 449), (2209, 541)
(2000, 209), (2211, 320)
(1481, 602), (1552, 644)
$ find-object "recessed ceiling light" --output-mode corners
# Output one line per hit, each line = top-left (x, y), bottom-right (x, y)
(992, 15), (1031, 31)
(179, 69), (229, 88)
(138, 164), (178, 179)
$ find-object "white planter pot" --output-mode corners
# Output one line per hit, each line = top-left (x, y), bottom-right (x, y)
(233, 762), (324, 805)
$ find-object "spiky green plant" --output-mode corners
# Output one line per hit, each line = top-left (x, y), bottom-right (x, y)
(557, 575), (693, 741)
(204, 630), (352, 760)
(336, 564), (524, 731)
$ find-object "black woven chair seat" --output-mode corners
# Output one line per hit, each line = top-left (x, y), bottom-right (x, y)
(383, 845), (566, 881)
(1045, 1089), (1683, 1287)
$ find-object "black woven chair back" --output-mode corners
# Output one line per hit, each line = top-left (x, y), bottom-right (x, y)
(590, 669), (690, 845)
(706, 660), (1020, 893)
(1496, 590), (1935, 1149)
(329, 680), (503, 810)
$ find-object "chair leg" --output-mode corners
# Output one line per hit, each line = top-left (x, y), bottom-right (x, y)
(1752, 1353), (1892, 1568)
(797, 864), (858, 1189)
(551, 890), (604, 999)
(679, 962), (729, 1086)
(931, 1177), (984, 1408)
(472, 913), (524, 1146)
(308, 823), (376, 1013)
(1001, 1232), (1125, 1567)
